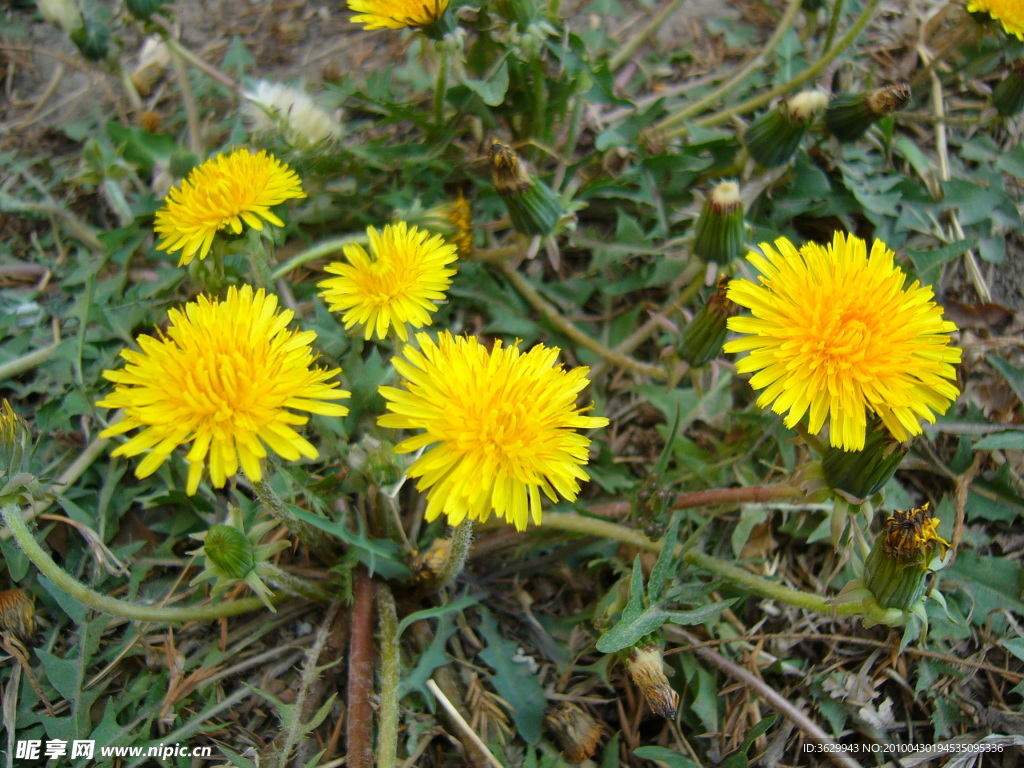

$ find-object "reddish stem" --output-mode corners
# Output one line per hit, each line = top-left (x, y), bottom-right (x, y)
(347, 568), (375, 768)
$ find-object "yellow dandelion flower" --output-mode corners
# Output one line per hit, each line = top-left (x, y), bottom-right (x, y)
(967, 0), (1024, 40)
(723, 232), (961, 451)
(378, 331), (609, 531)
(154, 148), (305, 267)
(348, 0), (450, 29)
(318, 222), (458, 342)
(97, 285), (350, 494)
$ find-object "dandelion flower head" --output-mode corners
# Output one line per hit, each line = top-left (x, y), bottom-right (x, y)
(378, 332), (609, 531)
(723, 232), (961, 451)
(318, 222), (458, 342)
(348, 0), (450, 29)
(967, 0), (1024, 40)
(97, 285), (350, 494)
(154, 148), (305, 267)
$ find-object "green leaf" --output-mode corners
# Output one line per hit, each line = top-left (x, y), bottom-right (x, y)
(906, 239), (973, 286)
(401, 613), (459, 701)
(946, 550), (1024, 629)
(987, 354), (1024, 408)
(460, 59), (510, 106)
(972, 431), (1024, 450)
(477, 609), (546, 744)
(633, 746), (701, 768)
(397, 593), (481, 637)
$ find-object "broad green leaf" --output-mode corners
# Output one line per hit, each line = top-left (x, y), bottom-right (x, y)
(987, 354), (1024, 408)
(633, 746), (701, 768)
(477, 609), (545, 744)
(946, 550), (1024, 630)
(460, 60), (510, 106)
(972, 431), (1024, 450)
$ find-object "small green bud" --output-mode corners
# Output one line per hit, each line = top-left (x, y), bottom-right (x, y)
(993, 62), (1024, 116)
(367, 441), (404, 486)
(863, 504), (948, 611)
(490, 141), (564, 236)
(70, 18), (111, 62)
(678, 276), (738, 366)
(125, 0), (169, 19)
(692, 181), (745, 262)
(203, 525), (257, 580)
(168, 150), (199, 179)
(744, 90), (827, 167)
(0, 400), (30, 478)
(821, 419), (907, 502)
(825, 83), (911, 142)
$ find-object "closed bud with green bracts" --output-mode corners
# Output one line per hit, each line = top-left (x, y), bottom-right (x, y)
(0, 400), (31, 478)
(70, 18), (111, 62)
(825, 83), (911, 142)
(822, 419), (908, 502)
(744, 90), (828, 167)
(692, 181), (745, 262)
(863, 504), (949, 610)
(993, 61), (1024, 116)
(678, 276), (738, 366)
(490, 141), (564, 236)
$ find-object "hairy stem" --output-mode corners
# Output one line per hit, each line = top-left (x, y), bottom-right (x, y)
(3, 504), (275, 622)
(437, 519), (474, 589)
(376, 583), (400, 768)
(589, 484), (805, 518)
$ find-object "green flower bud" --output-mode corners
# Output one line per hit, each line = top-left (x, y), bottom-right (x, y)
(744, 90), (827, 167)
(0, 400), (30, 478)
(821, 419), (908, 502)
(70, 18), (111, 62)
(863, 504), (948, 611)
(692, 181), (745, 262)
(678, 276), (738, 366)
(168, 150), (199, 179)
(367, 440), (404, 486)
(825, 83), (911, 142)
(490, 141), (564, 236)
(125, 0), (169, 19)
(993, 62), (1024, 116)
(203, 524), (256, 580)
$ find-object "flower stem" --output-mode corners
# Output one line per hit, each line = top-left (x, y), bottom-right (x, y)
(0, 344), (61, 382)
(542, 512), (869, 618)
(250, 478), (333, 558)
(609, 0), (689, 72)
(261, 563), (333, 603)
(656, 0), (803, 131)
(270, 232), (368, 280)
(502, 266), (667, 380)
(434, 44), (450, 130)
(668, 0), (883, 138)
(376, 582), (400, 768)
(437, 519), (474, 588)
(2, 504), (275, 622)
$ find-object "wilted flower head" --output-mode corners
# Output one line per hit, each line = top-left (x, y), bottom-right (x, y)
(242, 81), (343, 149)
(318, 222), (458, 342)
(967, 0), (1024, 39)
(378, 331), (609, 531)
(97, 286), (350, 494)
(154, 148), (305, 266)
(348, 0), (450, 29)
(0, 399), (30, 477)
(724, 232), (961, 451)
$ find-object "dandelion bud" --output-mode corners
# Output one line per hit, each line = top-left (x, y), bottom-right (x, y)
(367, 441), (404, 487)
(70, 18), (111, 62)
(744, 90), (827, 167)
(993, 61), (1024, 116)
(130, 37), (170, 97)
(0, 589), (36, 642)
(190, 511), (289, 611)
(397, 192), (474, 257)
(490, 141), (564, 237)
(825, 83), (911, 142)
(863, 504), (949, 611)
(678, 276), (738, 366)
(125, 0), (169, 20)
(626, 645), (679, 719)
(410, 537), (451, 580)
(0, 400), (30, 478)
(545, 702), (602, 762)
(36, 0), (83, 34)
(692, 181), (745, 262)
(821, 419), (908, 502)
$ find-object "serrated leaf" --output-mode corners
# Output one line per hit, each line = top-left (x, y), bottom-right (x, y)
(477, 609), (545, 744)
(397, 593), (481, 637)
(401, 613), (459, 702)
(946, 550), (1024, 629)
(649, 517), (681, 603)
